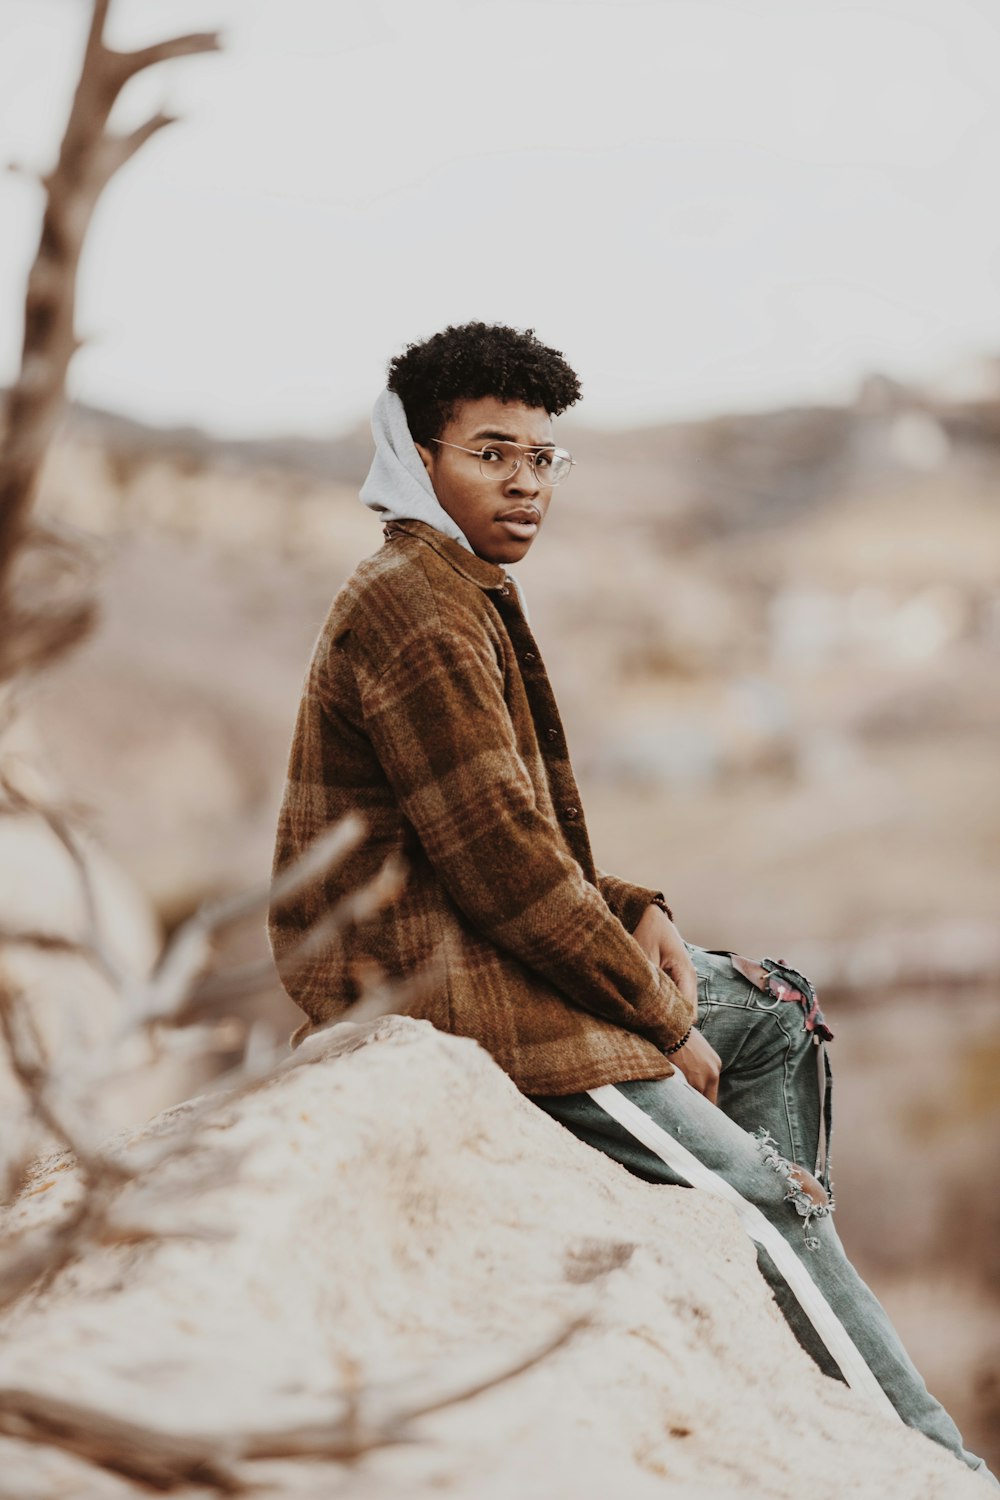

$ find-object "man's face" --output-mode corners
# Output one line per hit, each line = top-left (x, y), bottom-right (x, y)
(414, 396), (555, 565)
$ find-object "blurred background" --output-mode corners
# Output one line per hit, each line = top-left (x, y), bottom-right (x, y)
(1, 0), (998, 1469)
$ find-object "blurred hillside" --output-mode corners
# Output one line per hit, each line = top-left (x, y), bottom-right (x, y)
(23, 368), (1000, 958)
(10, 367), (1000, 1463)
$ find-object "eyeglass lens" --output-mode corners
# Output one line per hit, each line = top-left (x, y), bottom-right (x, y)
(479, 441), (573, 485)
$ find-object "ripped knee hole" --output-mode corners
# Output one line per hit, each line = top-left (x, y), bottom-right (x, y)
(754, 1127), (835, 1251)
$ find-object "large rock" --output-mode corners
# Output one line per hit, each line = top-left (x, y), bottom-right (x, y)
(0, 1017), (982, 1498)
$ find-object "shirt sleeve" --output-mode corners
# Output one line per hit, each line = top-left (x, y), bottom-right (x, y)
(594, 871), (673, 933)
(345, 618), (694, 1053)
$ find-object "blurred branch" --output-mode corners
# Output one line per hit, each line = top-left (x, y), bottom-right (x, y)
(0, 805), (411, 1310)
(130, 813), (371, 1030)
(188, 845), (407, 1008)
(0, 0), (220, 682)
(0, 929), (90, 958)
(0, 1316), (588, 1492)
(94, 112), (178, 185)
(0, 980), (139, 1306)
(0, 982), (116, 1181)
(106, 33), (222, 83)
(0, 766), (118, 985)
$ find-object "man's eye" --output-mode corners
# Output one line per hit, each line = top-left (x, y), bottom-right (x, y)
(480, 446), (503, 463)
(534, 450), (554, 469)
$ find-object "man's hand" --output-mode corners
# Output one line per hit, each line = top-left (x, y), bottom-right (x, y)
(664, 1027), (722, 1104)
(631, 903), (721, 1102)
(632, 903), (698, 1011)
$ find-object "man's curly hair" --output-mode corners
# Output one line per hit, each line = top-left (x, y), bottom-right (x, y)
(386, 321), (582, 448)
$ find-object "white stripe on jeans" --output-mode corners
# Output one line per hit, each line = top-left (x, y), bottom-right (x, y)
(587, 1079), (899, 1420)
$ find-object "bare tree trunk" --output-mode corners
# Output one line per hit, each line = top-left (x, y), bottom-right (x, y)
(0, 0), (219, 680)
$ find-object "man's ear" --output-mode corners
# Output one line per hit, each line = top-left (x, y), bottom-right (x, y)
(413, 441), (434, 480)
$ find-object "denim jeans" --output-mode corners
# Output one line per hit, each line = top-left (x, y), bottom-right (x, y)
(531, 942), (997, 1484)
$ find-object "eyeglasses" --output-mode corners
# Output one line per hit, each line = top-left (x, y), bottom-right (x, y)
(431, 438), (576, 486)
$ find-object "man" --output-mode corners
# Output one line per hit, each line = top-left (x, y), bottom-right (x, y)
(268, 321), (994, 1483)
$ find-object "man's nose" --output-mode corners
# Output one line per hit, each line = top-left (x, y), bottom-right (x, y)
(504, 457), (541, 498)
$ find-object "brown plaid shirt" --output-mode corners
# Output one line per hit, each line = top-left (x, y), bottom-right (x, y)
(267, 517), (693, 1096)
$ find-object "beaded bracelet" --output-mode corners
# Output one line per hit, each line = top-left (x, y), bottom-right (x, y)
(664, 1025), (693, 1056)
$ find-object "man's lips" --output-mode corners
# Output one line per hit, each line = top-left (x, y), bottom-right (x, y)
(497, 508), (540, 523)
(496, 508), (540, 538)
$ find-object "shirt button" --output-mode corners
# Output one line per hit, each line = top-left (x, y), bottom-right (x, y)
(497, 586), (510, 596)
(545, 728), (559, 741)
(564, 805), (579, 820)
(523, 651), (536, 663)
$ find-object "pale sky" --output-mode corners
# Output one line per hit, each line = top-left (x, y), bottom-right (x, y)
(1, 0), (998, 438)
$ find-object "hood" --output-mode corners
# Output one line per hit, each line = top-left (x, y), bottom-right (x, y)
(359, 387), (531, 622)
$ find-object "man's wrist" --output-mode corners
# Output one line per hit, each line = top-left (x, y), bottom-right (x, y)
(648, 894), (673, 922)
(664, 1025), (693, 1056)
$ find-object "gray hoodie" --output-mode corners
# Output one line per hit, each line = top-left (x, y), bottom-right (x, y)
(359, 388), (530, 622)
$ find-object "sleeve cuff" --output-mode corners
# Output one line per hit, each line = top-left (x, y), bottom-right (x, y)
(643, 966), (697, 1051)
(620, 888), (673, 932)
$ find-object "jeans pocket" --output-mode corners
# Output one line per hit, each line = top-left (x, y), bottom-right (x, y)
(687, 946), (760, 1009)
(683, 941), (714, 1000)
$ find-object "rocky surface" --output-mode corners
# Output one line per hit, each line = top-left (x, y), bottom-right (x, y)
(0, 1017), (984, 1498)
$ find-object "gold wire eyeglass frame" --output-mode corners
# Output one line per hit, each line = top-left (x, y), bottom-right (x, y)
(431, 438), (576, 486)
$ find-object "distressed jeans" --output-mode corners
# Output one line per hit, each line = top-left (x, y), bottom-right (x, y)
(531, 942), (997, 1484)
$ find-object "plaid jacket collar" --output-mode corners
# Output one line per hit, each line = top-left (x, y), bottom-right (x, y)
(381, 517), (510, 593)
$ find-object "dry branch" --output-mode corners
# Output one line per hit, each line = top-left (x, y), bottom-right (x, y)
(0, 929), (91, 957)
(0, 0), (220, 680)
(187, 846), (407, 1008)
(0, 764), (123, 987)
(0, 801), (420, 1314)
(0, 1317), (588, 1492)
(106, 33), (222, 84)
(129, 815), (375, 1029)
